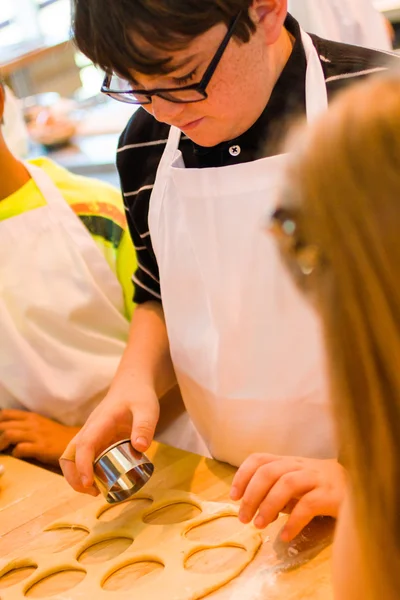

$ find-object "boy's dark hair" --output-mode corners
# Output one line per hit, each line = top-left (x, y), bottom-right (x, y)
(73, 0), (256, 80)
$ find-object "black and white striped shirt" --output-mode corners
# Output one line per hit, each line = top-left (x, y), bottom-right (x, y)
(117, 13), (392, 304)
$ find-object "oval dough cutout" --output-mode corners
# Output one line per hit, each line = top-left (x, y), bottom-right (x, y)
(143, 502), (201, 525)
(185, 545), (247, 574)
(102, 560), (164, 591)
(97, 497), (153, 523)
(27, 526), (89, 554)
(25, 568), (86, 597)
(77, 537), (133, 565)
(0, 564), (37, 589)
(185, 515), (244, 543)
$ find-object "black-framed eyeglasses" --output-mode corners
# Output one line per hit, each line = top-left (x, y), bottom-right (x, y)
(100, 12), (242, 105)
(268, 207), (322, 276)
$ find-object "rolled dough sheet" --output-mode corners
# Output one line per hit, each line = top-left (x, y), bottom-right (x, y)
(0, 489), (262, 600)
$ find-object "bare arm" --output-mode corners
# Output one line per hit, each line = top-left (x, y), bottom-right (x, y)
(109, 301), (176, 400)
(61, 301), (175, 494)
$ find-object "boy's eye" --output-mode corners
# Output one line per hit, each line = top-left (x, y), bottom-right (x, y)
(173, 69), (197, 86)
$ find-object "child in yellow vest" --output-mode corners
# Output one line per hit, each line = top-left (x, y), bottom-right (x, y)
(0, 82), (137, 466)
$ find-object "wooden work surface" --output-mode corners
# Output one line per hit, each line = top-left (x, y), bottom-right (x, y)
(0, 444), (333, 599)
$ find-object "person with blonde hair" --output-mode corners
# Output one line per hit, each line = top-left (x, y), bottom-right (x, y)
(233, 74), (400, 597)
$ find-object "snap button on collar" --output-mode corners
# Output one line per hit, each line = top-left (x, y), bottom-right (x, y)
(229, 145), (241, 157)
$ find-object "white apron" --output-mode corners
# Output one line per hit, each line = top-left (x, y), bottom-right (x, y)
(288, 0), (392, 50)
(148, 30), (337, 467)
(0, 164), (129, 426)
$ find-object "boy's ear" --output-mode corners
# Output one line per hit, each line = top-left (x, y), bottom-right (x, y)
(250, 0), (287, 43)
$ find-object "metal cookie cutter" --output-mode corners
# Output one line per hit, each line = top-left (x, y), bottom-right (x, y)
(93, 439), (154, 504)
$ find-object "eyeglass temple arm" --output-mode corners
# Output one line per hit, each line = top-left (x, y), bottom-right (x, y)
(200, 11), (243, 89)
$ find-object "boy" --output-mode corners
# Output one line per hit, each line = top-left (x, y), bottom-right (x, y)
(62, 0), (393, 539)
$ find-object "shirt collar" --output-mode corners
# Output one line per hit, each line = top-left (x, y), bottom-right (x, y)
(193, 14), (307, 162)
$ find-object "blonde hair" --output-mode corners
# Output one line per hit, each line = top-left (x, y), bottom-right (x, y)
(279, 75), (400, 597)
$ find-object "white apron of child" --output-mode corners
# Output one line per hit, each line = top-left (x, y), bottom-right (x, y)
(0, 164), (129, 426)
(149, 30), (336, 466)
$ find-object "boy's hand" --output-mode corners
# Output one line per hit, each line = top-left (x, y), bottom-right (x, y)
(230, 454), (346, 542)
(60, 386), (160, 497)
(0, 410), (80, 466)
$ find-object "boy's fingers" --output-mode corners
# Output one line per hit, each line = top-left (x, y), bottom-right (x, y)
(60, 454), (99, 496)
(73, 436), (97, 489)
(71, 415), (119, 489)
(60, 435), (95, 493)
(61, 399), (159, 496)
(131, 402), (159, 452)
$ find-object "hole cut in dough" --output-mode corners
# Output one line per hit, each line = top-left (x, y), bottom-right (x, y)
(185, 515), (245, 543)
(184, 544), (248, 574)
(24, 568), (86, 598)
(143, 502), (201, 525)
(101, 559), (165, 591)
(77, 537), (133, 565)
(0, 563), (37, 589)
(27, 526), (89, 554)
(97, 497), (153, 523)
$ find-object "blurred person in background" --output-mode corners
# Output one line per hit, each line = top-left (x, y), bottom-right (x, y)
(0, 80), (137, 468)
(288, 0), (393, 49)
(239, 74), (400, 598)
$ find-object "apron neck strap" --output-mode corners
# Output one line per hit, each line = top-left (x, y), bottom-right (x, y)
(300, 28), (329, 122)
(157, 126), (182, 181)
(23, 162), (67, 208)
